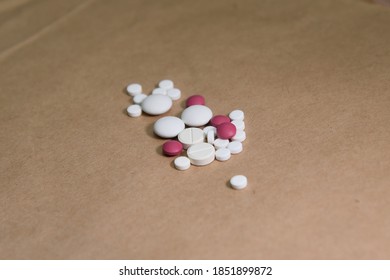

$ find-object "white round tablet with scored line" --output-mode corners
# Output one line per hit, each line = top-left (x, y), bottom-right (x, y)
(141, 94), (172, 115)
(127, 104), (142, 117)
(159, 79), (174, 90)
(174, 156), (191, 171)
(230, 175), (248, 190)
(154, 116), (185, 138)
(229, 109), (244, 121)
(167, 88), (181, 100)
(228, 141), (243, 154)
(187, 142), (215, 166)
(215, 148), (231, 161)
(126, 83), (142, 96)
(213, 138), (229, 149)
(178, 128), (204, 149)
(181, 105), (213, 127)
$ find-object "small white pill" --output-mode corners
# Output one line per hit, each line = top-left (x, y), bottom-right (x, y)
(231, 120), (245, 131)
(167, 88), (181, 100)
(230, 175), (248, 190)
(127, 104), (142, 117)
(178, 128), (204, 149)
(126, 83), (142, 96)
(229, 109), (244, 121)
(133, 93), (147, 104)
(181, 105), (213, 127)
(207, 130), (215, 144)
(215, 148), (231, 161)
(232, 130), (246, 142)
(141, 94), (172, 115)
(187, 143), (215, 166)
(213, 138), (229, 149)
(154, 116), (185, 138)
(228, 141), (243, 154)
(174, 156), (191, 171)
(159, 79), (174, 90)
(152, 88), (167, 95)
(203, 126), (217, 136)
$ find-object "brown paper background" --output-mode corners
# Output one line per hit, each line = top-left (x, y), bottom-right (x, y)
(1, 0), (389, 259)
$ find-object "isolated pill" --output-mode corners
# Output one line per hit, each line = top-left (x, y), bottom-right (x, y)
(127, 104), (142, 117)
(230, 175), (248, 190)
(162, 140), (183, 156)
(154, 116), (185, 138)
(229, 110), (244, 121)
(186, 95), (205, 107)
(216, 122), (237, 140)
(178, 128), (204, 149)
(181, 105), (213, 127)
(174, 156), (191, 171)
(126, 83), (142, 96)
(141, 94), (172, 115)
(187, 143), (215, 166)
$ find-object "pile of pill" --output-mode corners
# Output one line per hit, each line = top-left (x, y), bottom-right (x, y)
(126, 80), (248, 190)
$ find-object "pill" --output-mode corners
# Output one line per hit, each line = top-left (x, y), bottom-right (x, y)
(159, 79), (174, 90)
(186, 95), (205, 107)
(203, 126), (217, 137)
(187, 143), (215, 166)
(227, 141), (243, 154)
(152, 88), (167, 95)
(141, 94), (172, 115)
(174, 156), (191, 171)
(207, 130), (215, 144)
(232, 130), (246, 142)
(127, 104), (142, 117)
(231, 120), (245, 131)
(162, 140), (183, 156)
(210, 115), (230, 127)
(181, 105), (213, 126)
(167, 88), (181, 100)
(178, 128), (204, 149)
(126, 83), (142, 96)
(216, 122), (237, 139)
(215, 148), (231, 161)
(230, 175), (248, 190)
(213, 138), (229, 149)
(133, 93), (147, 104)
(154, 116), (185, 138)
(229, 109), (244, 121)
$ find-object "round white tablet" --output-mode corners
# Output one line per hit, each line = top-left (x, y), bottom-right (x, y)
(126, 83), (142, 96)
(181, 105), (213, 126)
(153, 116), (185, 138)
(215, 148), (231, 161)
(133, 93), (147, 104)
(231, 120), (245, 131)
(213, 138), (229, 149)
(127, 104), (142, 117)
(187, 143), (215, 166)
(230, 175), (248, 190)
(178, 128), (204, 149)
(174, 156), (191, 171)
(159, 79), (174, 90)
(141, 94), (173, 115)
(203, 126), (217, 136)
(167, 88), (181, 100)
(152, 88), (167, 95)
(232, 130), (246, 142)
(229, 109), (244, 121)
(227, 141), (243, 154)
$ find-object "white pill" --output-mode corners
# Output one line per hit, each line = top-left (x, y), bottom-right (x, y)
(154, 116), (185, 138)
(141, 94), (172, 115)
(187, 143), (215, 166)
(174, 156), (191, 171)
(231, 120), (245, 131)
(127, 104), (142, 117)
(167, 88), (181, 100)
(230, 175), (248, 190)
(152, 88), (167, 95)
(133, 93), (147, 104)
(215, 148), (231, 161)
(178, 128), (204, 149)
(159, 79), (174, 90)
(213, 138), (229, 149)
(227, 141), (243, 154)
(181, 105), (213, 127)
(229, 109), (244, 121)
(207, 130), (215, 144)
(126, 83), (142, 96)
(232, 130), (246, 142)
(203, 126), (217, 136)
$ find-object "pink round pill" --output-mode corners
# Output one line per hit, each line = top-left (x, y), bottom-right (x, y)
(216, 122), (237, 140)
(186, 95), (205, 107)
(162, 140), (183, 156)
(210, 115), (231, 127)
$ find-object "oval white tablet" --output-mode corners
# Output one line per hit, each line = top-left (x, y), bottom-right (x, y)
(152, 88), (167, 95)
(232, 130), (246, 142)
(159, 79), (174, 90)
(227, 141), (243, 154)
(231, 120), (245, 131)
(230, 175), (248, 190)
(215, 148), (231, 161)
(126, 83), (142, 96)
(187, 143), (215, 166)
(133, 93), (147, 104)
(167, 88), (181, 100)
(174, 156), (191, 171)
(181, 105), (213, 127)
(154, 116), (185, 138)
(127, 104), (142, 117)
(213, 138), (229, 149)
(178, 128), (204, 149)
(141, 94), (173, 115)
(207, 130), (215, 144)
(229, 109), (244, 121)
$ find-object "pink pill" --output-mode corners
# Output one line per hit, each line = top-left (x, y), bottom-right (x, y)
(216, 122), (237, 140)
(162, 140), (183, 156)
(210, 115), (231, 127)
(186, 95), (205, 107)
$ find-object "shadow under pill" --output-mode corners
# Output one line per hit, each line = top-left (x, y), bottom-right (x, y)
(155, 145), (164, 156)
(145, 122), (160, 139)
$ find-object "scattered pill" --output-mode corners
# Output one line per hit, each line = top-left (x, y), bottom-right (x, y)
(174, 156), (191, 171)
(210, 115), (230, 127)
(159, 79), (174, 90)
(178, 128), (204, 149)
(215, 148), (231, 161)
(162, 140), (183, 156)
(154, 116), (185, 138)
(186, 95), (205, 107)
(133, 93), (147, 104)
(127, 104), (142, 117)
(232, 130), (246, 142)
(231, 120), (245, 131)
(230, 175), (248, 190)
(216, 122), (237, 140)
(141, 94), (173, 115)
(181, 105), (213, 127)
(187, 143), (215, 166)
(152, 88), (167, 95)
(213, 138), (229, 149)
(229, 109), (244, 121)
(207, 130), (215, 144)
(227, 141), (243, 154)
(167, 88), (181, 100)
(203, 126), (217, 137)
(126, 83), (142, 96)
